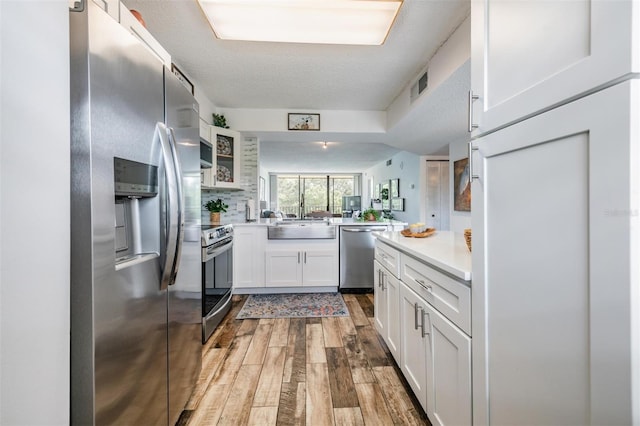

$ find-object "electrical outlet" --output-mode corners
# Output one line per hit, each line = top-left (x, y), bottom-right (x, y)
(237, 202), (245, 212)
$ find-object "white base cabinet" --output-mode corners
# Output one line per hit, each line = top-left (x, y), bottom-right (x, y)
(233, 226), (266, 289)
(400, 280), (472, 426)
(265, 239), (338, 287)
(375, 238), (472, 425)
(374, 260), (400, 361)
(399, 282), (428, 408)
(424, 300), (471, 426)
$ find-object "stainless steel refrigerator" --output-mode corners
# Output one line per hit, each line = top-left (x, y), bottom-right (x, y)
(70, 2), (201, 424)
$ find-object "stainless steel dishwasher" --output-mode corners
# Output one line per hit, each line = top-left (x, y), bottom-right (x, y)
(339, 226), (388, 292)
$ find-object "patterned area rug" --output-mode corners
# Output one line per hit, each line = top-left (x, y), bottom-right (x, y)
(236, 293), (350, 319)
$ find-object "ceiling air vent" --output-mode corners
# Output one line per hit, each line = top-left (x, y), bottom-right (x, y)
(409, 70), (429, 103)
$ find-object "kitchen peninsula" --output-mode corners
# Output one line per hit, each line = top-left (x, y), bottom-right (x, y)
(373, 230), (472, 424)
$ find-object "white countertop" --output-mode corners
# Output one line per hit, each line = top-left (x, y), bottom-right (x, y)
(229, 218), (407, 227)
(375, 231), (472, 282)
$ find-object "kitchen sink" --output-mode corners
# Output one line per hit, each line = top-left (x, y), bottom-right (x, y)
(274, 219), (331, 226)
(268, 221), (336, 239)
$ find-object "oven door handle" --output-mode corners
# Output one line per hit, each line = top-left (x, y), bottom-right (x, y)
(204, 240), (233, 261)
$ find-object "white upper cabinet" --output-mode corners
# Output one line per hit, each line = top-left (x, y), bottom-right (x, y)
(199, 119), (210, 142)
(207, 126), (242, 190)
(470, 0), (639, 137)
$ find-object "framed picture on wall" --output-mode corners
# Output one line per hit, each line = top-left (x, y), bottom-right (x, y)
(375, 183), (382, 200)
(390, 178), (400, 197)
(454, 158), (471, 211)
(391, 198), (404, 211)
(288, 113), (320, 130)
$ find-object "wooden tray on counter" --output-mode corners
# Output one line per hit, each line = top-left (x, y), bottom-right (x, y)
(400, 228), (436, 238)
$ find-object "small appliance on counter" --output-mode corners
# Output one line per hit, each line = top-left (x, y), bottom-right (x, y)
(342, 195), (361, 217)
(245, 198), (256, 222)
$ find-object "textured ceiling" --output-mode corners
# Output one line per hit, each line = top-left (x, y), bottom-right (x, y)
(122, 0), (471, 169)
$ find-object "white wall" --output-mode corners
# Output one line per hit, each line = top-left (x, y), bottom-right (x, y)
(364, 151), (422, 224)
(449, 138), (472, 233)
(221, 108), (386, 134)
(387, 16), (470, 131)
(1, 1), (70, 424)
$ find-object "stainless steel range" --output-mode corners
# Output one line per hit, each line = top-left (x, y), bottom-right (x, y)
(201, 224), (233, 343)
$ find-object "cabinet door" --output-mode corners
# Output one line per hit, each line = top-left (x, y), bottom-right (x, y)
(399, 282), (427, 412)
(470, 0), (638, 137)
(471, 82), (639, 425)
(385, 271), (401, 362)
(424, 303), (471, 426)
(233, 227), (266, 288)
(373, 261), (388, 337)
(199, 119), (210, 142)
(265, 250), (302, 287)
(200, 169), (213, 189)
(211, 126), (241, 189)
(302, 250), (337, 286)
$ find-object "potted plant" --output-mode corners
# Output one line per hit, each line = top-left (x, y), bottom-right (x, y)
(361, 208), (381, 222)
(212, 113), (229, 128)
(204, 198), (228, 223)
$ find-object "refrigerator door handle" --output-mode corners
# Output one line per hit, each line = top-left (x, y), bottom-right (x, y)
(156, 122), (179, 290)
(167, 126), (185, 285)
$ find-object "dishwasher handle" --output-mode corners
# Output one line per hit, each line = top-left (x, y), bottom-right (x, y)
(342, 227), (387, 233)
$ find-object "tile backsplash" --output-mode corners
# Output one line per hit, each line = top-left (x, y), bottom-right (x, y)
(201, 137), (258, 224)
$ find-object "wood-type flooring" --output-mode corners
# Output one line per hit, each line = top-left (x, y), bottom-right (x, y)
(178, 294), (430, 426)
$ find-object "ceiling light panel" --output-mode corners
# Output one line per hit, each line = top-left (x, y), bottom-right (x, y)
(197, 0), (403, 45)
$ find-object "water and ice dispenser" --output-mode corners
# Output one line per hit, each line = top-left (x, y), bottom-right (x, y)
(113, 157), (159, 262)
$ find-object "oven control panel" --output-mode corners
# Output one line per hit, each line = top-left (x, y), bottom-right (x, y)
(201, 224), (234, 247)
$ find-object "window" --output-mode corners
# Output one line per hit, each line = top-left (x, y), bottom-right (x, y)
(273, 174), (358, 217)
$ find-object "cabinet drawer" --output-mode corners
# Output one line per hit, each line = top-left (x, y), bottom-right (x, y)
(375, 241), (400, 278)
(401, 255), (470, 335)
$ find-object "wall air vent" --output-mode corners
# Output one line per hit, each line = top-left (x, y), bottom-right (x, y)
(409, 70), (429, 103)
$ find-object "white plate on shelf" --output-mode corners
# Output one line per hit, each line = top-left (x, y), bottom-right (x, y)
(217, 165), (232, 182)
(217, 137), (231, 155)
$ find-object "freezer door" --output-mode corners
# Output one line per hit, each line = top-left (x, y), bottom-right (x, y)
(164, 69), (202, 426)
(70, 2), (168, 425)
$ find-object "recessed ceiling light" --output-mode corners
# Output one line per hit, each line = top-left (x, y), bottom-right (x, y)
(196, 0), (403, 45)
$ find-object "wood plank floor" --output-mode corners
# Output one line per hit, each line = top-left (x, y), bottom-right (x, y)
(178, 294), (430, 426)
